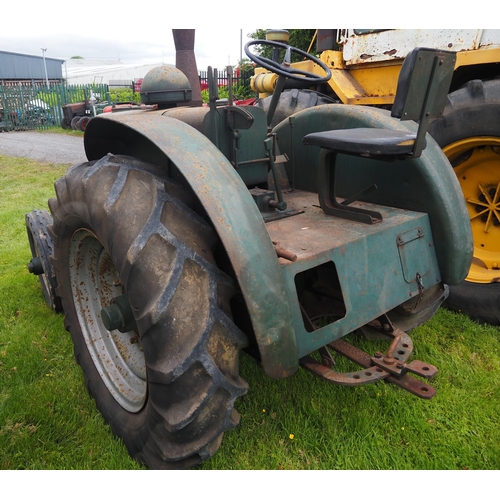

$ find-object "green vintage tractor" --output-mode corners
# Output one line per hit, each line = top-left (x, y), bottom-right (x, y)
(25, 31), (472, 469)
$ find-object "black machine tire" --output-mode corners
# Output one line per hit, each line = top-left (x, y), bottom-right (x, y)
(60, 118), (70, 129)
(77, 115), (91, 131)
(428, 79), (500, 325)
(49, 154), (249, 468)
(26, 209), (62, 312)
(443, 281), (500, 325)
(257, 88), (337, 128)
(70, 116), (81, 130)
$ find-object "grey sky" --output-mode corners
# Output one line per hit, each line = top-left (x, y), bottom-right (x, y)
(1, 3), (474, 70)
(1, 5), (255, 70)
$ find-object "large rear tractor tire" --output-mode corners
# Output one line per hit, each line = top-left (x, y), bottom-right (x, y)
(48, 154), (248, 468)
(428, 79), (500, 325)
(258, 88), (337, 128)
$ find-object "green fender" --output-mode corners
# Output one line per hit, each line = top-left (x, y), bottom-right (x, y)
(274, 104), (473, 286)
(84, 110), (298, 379)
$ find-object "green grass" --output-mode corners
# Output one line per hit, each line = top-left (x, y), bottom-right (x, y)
(1, 154), (499, 470)
(37, 126), (84, 136)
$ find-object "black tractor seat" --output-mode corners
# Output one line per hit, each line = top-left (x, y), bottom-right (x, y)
(303, 47), (456, 224)
(303, 128), (421, 158)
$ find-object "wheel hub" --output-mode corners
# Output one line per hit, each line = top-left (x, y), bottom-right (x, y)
(444, 138), (500, 283)
(469, 181), (500, 232)
(69, 229), (147, 412)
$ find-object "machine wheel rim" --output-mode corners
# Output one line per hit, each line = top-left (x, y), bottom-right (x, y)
(444, 136), (500, 283)
(69, 228), (147, 412)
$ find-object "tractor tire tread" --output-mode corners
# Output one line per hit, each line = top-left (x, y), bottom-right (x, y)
(50, 154), (248, 468)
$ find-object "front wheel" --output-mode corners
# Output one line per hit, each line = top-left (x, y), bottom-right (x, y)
(77, 115), (91, 131)
(49, 154), (248, 468)
(70, 116), (81, 130)
(428, 79), (500, 325)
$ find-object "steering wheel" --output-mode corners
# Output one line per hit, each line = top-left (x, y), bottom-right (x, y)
(244, 40), (332, 84)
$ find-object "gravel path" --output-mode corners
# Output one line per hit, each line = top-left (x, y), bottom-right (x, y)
(0, 131), (87, 165)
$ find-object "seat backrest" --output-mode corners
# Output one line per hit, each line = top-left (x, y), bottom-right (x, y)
(392, 47), (456, 121)
(391, 47), (456, 157)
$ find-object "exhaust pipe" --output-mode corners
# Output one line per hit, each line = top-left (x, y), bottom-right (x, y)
(172, 29), (202, 106)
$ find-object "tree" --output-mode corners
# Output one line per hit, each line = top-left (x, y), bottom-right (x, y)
(247, 29), (317, 62)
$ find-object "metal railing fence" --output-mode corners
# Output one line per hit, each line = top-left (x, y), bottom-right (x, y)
(198, 68), (254, 99)
(0, 68), (256, 132)
(0, 82), (108, 132)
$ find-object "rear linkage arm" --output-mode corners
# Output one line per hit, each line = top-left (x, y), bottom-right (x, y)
(299, 314), (438, 399)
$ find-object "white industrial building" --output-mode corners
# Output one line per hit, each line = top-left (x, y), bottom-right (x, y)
(64, 58), (165, 86)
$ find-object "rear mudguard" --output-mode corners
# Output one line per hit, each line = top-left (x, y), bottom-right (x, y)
(84, 110), (298, 379)
(274, 104), (473, 286)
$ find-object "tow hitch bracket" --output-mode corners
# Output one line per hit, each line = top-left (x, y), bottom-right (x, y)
(300, 316), (438, 399)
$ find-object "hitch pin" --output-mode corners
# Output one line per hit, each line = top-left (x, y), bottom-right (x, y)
(386, 334), (402, 359)
(272, 241), (297, 262)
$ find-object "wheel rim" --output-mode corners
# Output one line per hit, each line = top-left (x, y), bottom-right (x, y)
(444, 137), (500, 284)
(69, 229), (147, 412)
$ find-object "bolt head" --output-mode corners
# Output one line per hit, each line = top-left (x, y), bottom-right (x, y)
(28, 257), (44, 275)
(101, 303), (125, 331)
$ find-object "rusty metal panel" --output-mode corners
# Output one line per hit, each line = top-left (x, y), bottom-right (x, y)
(481, 29), (500, 47)
(264, 190), (441, 357)
(340, 29), (490, 66)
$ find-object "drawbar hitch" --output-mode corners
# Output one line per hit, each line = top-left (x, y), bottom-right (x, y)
(299, 314), (438, 399)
